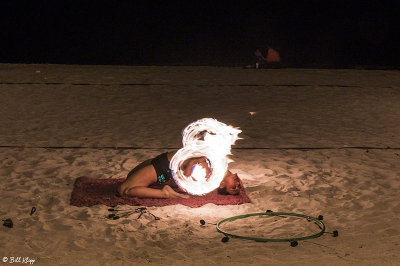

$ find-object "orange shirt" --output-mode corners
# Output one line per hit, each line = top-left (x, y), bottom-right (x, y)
(266, 48), (281, 63)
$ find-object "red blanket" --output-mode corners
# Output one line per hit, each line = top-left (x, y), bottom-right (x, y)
(70, 176), (251, 208)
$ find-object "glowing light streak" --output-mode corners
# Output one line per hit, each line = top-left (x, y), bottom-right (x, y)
(190, 164), (207, 181)
(170, 118), (241, 195)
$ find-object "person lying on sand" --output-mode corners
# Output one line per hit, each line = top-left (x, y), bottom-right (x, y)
(117, 152), (243, 199)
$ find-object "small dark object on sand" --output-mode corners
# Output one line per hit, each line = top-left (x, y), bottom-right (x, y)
(108, 208), (115, 212)
(199, 219), (216, 225)
(107, 214), (115, 219)
(324, 230), (339, 237)
(290, 240), (298, 247)
(3, 218), (13, 228)
(30, 207), (36, 215)
(318, 215), (324, 220)
(266, 210), (287, 219)
(221, 236), (229, 242)
(113, 216), (120, 220)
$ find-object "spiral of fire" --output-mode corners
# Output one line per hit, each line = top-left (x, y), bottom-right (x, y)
(170, 118), (241, 195)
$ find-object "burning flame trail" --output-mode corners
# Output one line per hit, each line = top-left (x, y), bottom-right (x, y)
(170, 118), (241, 195)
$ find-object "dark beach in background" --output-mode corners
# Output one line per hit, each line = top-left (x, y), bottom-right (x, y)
(0, 1), (399, 69)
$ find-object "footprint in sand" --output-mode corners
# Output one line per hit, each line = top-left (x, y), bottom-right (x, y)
(40, 196), (61, 210)
(50, 219), (73, 231)
(264, 169), (274, 176)
(0, 166), (14, 176)
(358, 197), (375, 209)
(63, 155), (76, 165)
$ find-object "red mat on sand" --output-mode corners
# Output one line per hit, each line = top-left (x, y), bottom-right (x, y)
(70, 176), (251, 208)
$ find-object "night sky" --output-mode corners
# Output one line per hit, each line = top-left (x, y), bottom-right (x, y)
(1, 1), (399, 68)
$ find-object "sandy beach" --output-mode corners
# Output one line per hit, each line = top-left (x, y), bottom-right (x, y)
(1, 64), (399, 265)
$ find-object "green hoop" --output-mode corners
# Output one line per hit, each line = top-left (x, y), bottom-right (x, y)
(216, 212), (325, 242)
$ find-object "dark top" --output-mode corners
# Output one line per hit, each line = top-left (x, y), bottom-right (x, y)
(151, 152), (174, 183)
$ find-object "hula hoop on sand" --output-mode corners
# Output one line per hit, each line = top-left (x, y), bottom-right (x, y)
(216, 212), (325, 243)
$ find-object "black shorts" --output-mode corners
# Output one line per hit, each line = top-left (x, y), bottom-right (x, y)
(151, 152), (173, 183)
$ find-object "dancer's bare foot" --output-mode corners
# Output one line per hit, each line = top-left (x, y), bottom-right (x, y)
(162, 185), (190, 199)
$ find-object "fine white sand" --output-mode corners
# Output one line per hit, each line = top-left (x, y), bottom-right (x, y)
(0, 64), (399, 265)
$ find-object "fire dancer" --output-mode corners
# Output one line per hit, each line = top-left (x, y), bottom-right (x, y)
(117, 151), (243, 199)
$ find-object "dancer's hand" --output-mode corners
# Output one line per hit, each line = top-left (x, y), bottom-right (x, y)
(182, 157), (211, 179)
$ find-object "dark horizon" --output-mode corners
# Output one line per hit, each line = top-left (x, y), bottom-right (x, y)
(1, 1), (399, 68)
